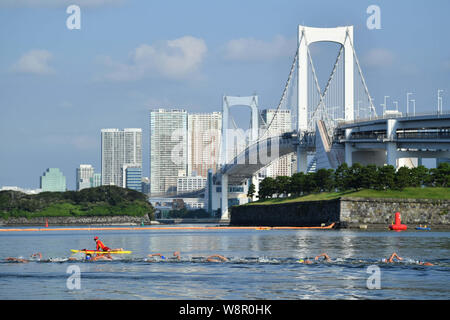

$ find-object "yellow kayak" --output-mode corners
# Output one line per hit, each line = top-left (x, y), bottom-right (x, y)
(71, 249), (132, 254)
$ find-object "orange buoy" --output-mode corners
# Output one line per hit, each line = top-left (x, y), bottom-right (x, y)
(389, 212), (407, 231)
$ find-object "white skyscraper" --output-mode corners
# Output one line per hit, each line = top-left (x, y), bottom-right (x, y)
(150, 109), (188, 195)
(101, 128), (142, 188)
(260, 109), (293, 177)
(187, 112), (222, 178)
(76, 164), (94, 191)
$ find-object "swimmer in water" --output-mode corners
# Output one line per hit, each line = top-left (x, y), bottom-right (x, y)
(172, 251), (181, 261)
(382, 252), (403, 263)
(417, 261), (434, 266)
(146, 251), (181, 262)
(5, 257), (29, 263)
(205, 254), (228, 262)
(298, 253), (331, 264)
(148, 253), (166, 260)
(298, 258), (313, 264)
(5, 252), (43, 263)
(314, 253), (332, 262)
(382, 252), (434, 266)
(30, 252), (42, 260)
(85, 253), (112, 261)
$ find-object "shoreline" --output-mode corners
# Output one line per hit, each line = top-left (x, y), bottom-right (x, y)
(0, 215), (152, 227)
(1, 221), (449, 231)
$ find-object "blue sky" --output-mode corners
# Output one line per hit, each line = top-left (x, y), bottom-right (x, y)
(1, 0), (449, 190)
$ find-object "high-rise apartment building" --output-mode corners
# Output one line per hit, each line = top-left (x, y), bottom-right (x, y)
(101, 128), (142, 188)
(122, 164), (142, 192)
(90, 173), (102, 188)
(40, 168), (66, 192)
(76, 164), (94, 191)
(187, 112), (222, 177)
(149, 109), (188, 195)
(259, 109), (293, 177)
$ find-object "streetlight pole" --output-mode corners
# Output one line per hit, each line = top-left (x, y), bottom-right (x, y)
(393, 101), (399, 112)
(411, 99), (416, 116)
(438, 89), (443, 114)
(383, 95), (389, 116)
(406, 92), (413, 115)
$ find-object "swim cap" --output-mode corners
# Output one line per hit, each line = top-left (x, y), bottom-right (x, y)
(299, 259), (304, 263)
(86, 254), (91, 260)
(161, 256), (166, 259)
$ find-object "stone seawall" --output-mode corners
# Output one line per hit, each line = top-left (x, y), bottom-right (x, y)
(230, 198), (450, 228)
(0, 215), (152, 226)
(340, 197), (449, 227)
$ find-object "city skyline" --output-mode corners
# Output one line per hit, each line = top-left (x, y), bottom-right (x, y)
(1, 0), (450, 189)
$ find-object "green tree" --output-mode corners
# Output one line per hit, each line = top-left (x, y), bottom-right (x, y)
(247, 183), (256, 200)
(258, 177), (276, 199)
(290, 172), (306, 196)
(335, 163), (351, 191)
(430, 162), (450, 187)
(394, 166), (411, 190)
(376, 165), (396, 190)
(304, 172), (318, 193)
(360, 164), (378, 189)
(410, 165), (429, 187)
(275, 176), (291, 197)
(349, 163), (364, 190)
(314, 168), (335, 192)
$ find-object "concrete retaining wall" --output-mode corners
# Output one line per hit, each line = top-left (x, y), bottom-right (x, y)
(230, 197), (450, 228)
(230, 200), (340, 227)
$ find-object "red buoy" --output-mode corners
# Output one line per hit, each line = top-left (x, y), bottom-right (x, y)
(45, 218), (48, 228)
(389, 212), (407, 231)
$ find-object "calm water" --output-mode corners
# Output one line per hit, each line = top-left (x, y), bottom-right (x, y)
(0, 225), (449, 300)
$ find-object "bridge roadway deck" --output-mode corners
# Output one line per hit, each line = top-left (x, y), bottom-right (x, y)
(219, 113), (450, 184)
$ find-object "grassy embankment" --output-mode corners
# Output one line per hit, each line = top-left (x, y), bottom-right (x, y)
(244, 187), (450, 206)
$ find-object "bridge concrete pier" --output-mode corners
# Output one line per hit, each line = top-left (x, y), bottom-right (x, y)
(345, 143), (353, 166)
(386, 143), (397, 167)
(221, 173), (229, 221)
(344, 128), (353, 166)
(251, 174), (259, 202)
(296, 146), (308, 173)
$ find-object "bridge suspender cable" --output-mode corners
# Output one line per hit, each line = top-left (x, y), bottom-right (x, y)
(345, 28), (377, 118)
(257, 44), (299, 142)
(307, 43), (344, 131)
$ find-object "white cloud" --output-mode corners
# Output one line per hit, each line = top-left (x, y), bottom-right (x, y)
(362, 48), (395, 68)
(98, 36), (207, 81)
(223, 35), (296, 61)
(11, 49), (55, 75)
(0, 0), (125, 8)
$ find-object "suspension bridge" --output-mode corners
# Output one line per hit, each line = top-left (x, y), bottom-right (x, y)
(204, 25), (450, 221)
